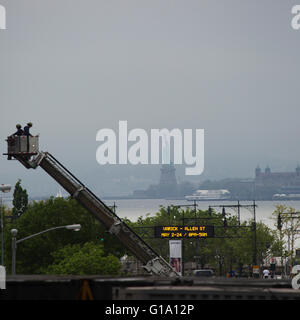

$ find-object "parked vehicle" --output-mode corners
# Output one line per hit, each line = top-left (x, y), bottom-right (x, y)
(193, 269), (214, 277)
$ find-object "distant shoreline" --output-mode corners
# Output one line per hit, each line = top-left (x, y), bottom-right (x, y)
(28, 195), (300, 202)
(101, 196), (300, 202)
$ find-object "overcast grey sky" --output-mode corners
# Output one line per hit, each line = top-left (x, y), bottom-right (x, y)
(1, 1), (300, 197)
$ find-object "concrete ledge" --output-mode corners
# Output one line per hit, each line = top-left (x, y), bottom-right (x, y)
(0, 276), (297, 300)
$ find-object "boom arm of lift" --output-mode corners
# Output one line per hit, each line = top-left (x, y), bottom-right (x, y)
(8, 148), (179, 278)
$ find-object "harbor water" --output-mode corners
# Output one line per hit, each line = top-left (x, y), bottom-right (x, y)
(104, 198), (300, 229)
(104, 199), (300, 248)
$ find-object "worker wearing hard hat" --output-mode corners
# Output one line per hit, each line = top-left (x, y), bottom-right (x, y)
(23, 122), (33, 152)
(12, 124), (24, 136)
(23, 122), (33, 137)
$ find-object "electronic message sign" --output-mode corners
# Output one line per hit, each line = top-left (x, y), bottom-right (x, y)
(154, 225), (214, 239)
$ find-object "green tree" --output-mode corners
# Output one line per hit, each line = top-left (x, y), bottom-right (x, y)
(12, 179), (28, 220)
(4, 197), (125, 274)
(272, 204), (300, 266)
(43, 242), (121, 275)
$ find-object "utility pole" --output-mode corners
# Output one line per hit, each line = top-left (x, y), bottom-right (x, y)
(253, 200), (257, 266)
(209, 201), (256, 226)
(193, 201), (200, 269)
(109, 202), (117, 214)
(210, 201), (258, 271)
(237, 200), (240, 226)
(280, 211), (300, 275)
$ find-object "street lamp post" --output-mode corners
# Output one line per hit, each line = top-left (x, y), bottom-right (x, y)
(253, 200), (257, 266)
(0, 184), (11, 266)
(11, 229), (17, 275)
(11, 224), (81, 275)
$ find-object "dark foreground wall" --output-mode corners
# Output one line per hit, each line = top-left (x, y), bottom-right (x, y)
(0, 275), (299, 300)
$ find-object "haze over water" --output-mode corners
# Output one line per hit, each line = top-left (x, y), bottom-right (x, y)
(104, 199), (300, 226)
(104, 199), (300, 247)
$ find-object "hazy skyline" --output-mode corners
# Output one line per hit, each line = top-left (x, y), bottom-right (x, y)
(1, 1), (300, 197)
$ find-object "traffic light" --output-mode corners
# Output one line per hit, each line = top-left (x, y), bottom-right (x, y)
(167, 206), (170, 216)
(277, 213), (282, 230)
(224, 216), (227, 228)
(208, 206), (212, 216)
(222, 207), (227, 228)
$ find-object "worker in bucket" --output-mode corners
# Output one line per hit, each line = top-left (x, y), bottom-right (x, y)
(23, 122), (33, 152)
(7, 124), (24, 159)
(23, 122), (33, 137)
(12, 124), (24, 136)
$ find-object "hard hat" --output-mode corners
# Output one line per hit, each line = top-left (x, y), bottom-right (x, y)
(27, 122), (33, 127)
(16, 124), (21, 129)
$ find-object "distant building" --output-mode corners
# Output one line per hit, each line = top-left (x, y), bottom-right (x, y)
(197, 165), (300, 201)
(255, 165), (300, 199)
(255, 165), (300, 187)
